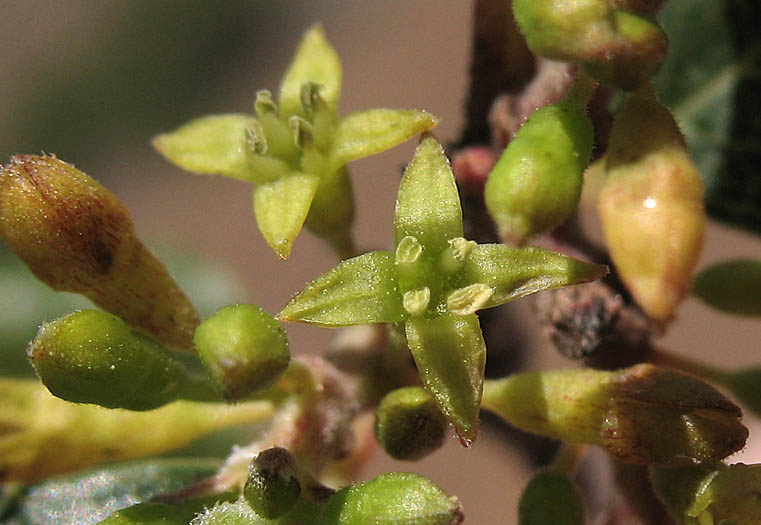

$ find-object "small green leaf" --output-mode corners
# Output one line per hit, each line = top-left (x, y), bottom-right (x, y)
(395, 135), (463, 254)
(461, 244), (607, 309)
(692, 259), (761, 316)
(279, 25), (341, 120)
(328, 109), (439, 171)
(153, 114), (257, 181)
(277, 251), (404, 326)
(253, 172), (320, 259)
(405, 314), (486, 445)
(5, 458), (220, 525)
(518, 471), (585, 525)
(320, 472), (462, 524)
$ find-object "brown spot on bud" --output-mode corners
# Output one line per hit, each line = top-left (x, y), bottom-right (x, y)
(0, 155), (199, 349)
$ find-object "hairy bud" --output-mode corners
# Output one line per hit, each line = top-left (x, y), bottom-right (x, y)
(374, 386), (447, 461)
(243, 447), (301, 519)
(0, 155), (199, 349)
(28, 310), (207, 410)
(194, 304), (290, 401)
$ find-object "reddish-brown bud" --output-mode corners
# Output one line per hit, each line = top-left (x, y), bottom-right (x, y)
(0, 155), (199, 349)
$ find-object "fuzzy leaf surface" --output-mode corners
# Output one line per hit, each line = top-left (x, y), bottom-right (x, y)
(278, 251), (404, 326)
(3, 459), (220, 525)
(153, 114), (256, 181)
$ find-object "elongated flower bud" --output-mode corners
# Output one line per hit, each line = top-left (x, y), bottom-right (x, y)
(374, 386), (447, 461)
(485, 103), (593, 245)
(598, 94), (705, 324)
(28, 310), (211, 410)
(194, 304), (290, 401)
(651, 463), (761, 524)
(483, 364), (747, 466)
(243, 447), (301, 519)
(0, 155), (199, 349)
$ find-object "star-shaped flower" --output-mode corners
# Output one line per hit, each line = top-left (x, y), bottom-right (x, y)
(278, 135), (607, 443)
(153, 25), (438, 259)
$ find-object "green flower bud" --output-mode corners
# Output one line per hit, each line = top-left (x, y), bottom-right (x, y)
(320, 472), (463, 524)
(27, 310), (210, 410)
(243, 447), (301, 519)
(651, 463), (761, 525)
(598, 93), (705, 324)
(374, 387), (447, 461)
(194, 304), (290, 402)
(513, 0), (667, 90)
(485, 103), (593, 245)
(518, 471), (585, 525)
(483, 364), (747, 466)
(0, 155), (199, 350)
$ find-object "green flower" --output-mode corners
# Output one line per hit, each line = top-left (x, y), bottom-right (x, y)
(278, 135), (607, 443)
(153, 25), (438, 259)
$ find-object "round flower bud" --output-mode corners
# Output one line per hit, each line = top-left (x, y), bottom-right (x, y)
(194, 304), (290, 401)
(374, 386), (448, 461)
(243, 447), (301, 519)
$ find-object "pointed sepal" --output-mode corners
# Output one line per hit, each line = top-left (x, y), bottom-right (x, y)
(405, 314), (486, 445)
(152, 114), (257, 181)
(461, 244), (608, 309)
(279, 25), (341, 120)
(253, 173), (320, 259)
(278, 251), (405, 326)
(395, 135), (463, 254)
(329, 109), (439, 171)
